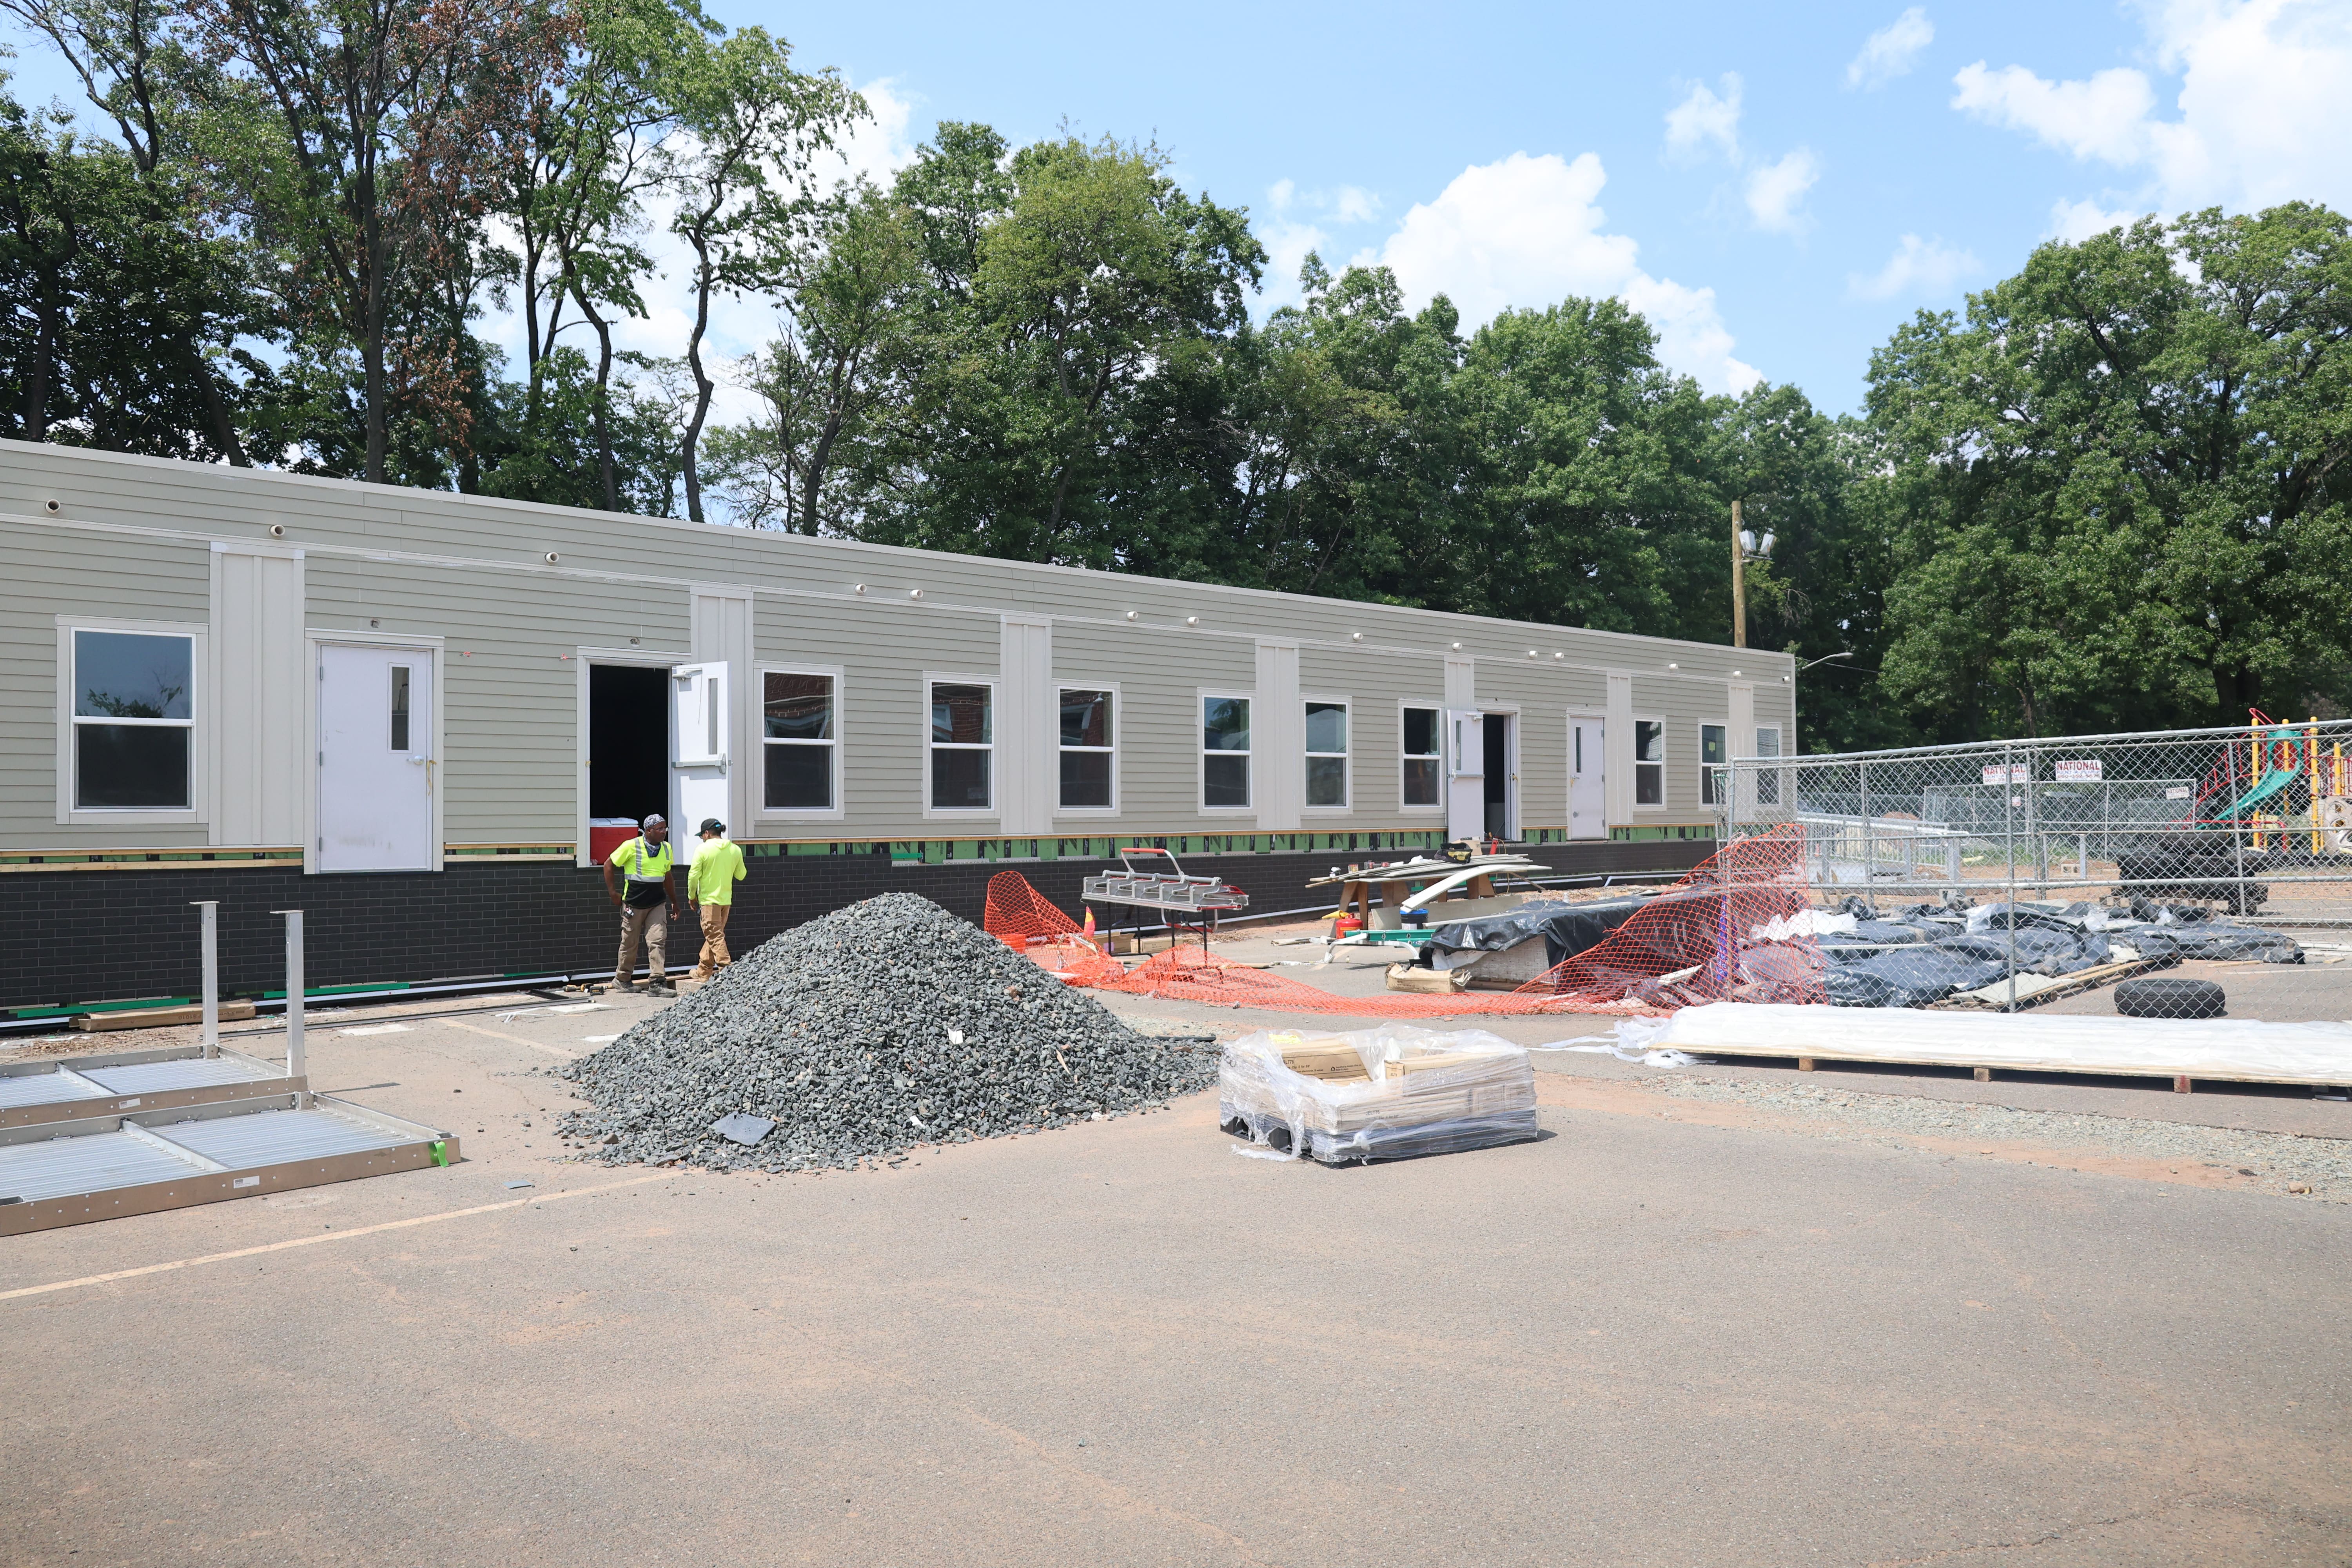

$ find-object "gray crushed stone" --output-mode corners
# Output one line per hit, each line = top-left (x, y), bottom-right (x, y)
(557, 893), (1218, 1172)
(1642, 1074), (2352, 1201)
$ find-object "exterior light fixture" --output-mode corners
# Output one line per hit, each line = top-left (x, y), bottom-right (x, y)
(1527, 649), (1539, 658)
(1667, 662), (1679, 670)
(1451, 641), (1463, 651)
(853, 583), (867, 594)
(1351, 632), (1363, 641)
(1553, 652), (1565, 659)
(908, 588), (924, 599)
(1185, 615), (1200, 626)
(1125, 610), (1140, 621)
(544, 552), (560, 564)
(1732, 669), (1742, 677)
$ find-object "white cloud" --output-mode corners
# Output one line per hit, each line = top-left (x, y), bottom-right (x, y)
(1664, 74), (1742, 161)
(1254, 180), (1388, 311)
(1950, 61), (2156, 162)
(1744, 148), (1821, 234)
(1359, 151), (1760, 394)
(2045, 195), (2152, 241)
(1329, 185), (1381, 223)
(1848, 234), (1981, 299)
(1952, 0), (2352, 212)
(1847, 7), (1936, 88)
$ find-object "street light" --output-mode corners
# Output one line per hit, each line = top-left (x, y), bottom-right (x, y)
(1731, 501), (1775, 649)
(1798, 650), (1854, 672)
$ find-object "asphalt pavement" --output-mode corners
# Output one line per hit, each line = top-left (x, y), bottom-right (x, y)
(4, 988), (2349, 1567)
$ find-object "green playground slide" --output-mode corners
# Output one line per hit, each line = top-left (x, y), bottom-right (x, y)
(2220, 760), (2301, 820)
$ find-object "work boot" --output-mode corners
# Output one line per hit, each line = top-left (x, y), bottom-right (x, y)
(646, 982), (677, 997)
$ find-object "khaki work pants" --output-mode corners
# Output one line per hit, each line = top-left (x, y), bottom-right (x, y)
(693, 902), (733, 980)
(614, 902), (668, 989)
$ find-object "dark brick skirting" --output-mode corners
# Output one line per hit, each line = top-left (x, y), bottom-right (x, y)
(2, 838), (1713, 1014)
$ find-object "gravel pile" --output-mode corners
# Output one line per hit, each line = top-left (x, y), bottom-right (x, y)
(1645, 1074), (2352, 1201)
(557, 893), (1218, 1171)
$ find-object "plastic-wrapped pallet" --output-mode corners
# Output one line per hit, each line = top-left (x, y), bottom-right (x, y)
(1218, 1025), (1540, 1164)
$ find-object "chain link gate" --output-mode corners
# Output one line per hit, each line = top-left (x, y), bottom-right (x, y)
(1714, 715), (2352, 1018)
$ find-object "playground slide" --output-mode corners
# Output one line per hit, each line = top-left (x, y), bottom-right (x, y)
(2220, 763), (2300, 821)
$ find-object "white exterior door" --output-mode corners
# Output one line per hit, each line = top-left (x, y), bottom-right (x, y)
(671, 661), (730, 835)
(318, 644), (436, 871)
(1446, 708), (1485, 842)
(1569, 715), (1606, 839)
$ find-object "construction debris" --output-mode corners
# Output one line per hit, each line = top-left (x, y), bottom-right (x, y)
(1219, 1025), (1540, 1164)
(559, 893), (1219, 1172)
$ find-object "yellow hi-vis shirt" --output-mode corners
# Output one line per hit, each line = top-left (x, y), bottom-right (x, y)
(688, 837), (746, 905)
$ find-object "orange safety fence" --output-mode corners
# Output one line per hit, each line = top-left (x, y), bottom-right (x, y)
(982, 827), (1826, 1018)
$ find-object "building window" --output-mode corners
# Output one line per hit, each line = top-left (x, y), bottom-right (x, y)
(71, 628), (194, 809)
(1059, 688), (1114, 809)
(1401, 705), (1440, 807)
(1305, 700), (1349, 809)
(1201, 695), (1250, 809)
(929, 682), (993, 810)
(764, 671), (835, 811)
(1700, 722), (1727, 806)
(1634, 719), (1666, 806)
(1755, 725), (1782, 805)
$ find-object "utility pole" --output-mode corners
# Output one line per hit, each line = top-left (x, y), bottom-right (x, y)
(1731, 499), (1747, 649)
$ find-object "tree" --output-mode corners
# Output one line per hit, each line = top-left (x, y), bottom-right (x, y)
(0, 88), (263, 460)
(492, 0), (702, 510)
(663, 24), (853, 522)
(1870, 205), (2352, 735)
(189, 0), (542, 481)
(706, 181), (923, 533)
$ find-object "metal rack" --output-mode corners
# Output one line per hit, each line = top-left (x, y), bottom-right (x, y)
(1081, 847), (1249, 949)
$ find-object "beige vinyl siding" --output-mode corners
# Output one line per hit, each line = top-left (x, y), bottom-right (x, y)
(1056, 621), (1253, 829)
(0, 441), (1800, 852)
(1298, 646), (1444, 828)
(309, 555), (689, 844)
(0, 518), (212, 848)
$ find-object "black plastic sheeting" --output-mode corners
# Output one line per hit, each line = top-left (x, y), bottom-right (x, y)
(1814, 898), (2302, 1008)
(1425, 896), (1652, 967)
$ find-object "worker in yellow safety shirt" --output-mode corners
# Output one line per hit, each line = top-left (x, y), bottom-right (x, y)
(603, 813), (681, 995)
(687, 817), (747, 981)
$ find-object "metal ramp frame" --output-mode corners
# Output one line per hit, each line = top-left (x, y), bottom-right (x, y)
(0, 1044), (304, 1131)
(0, 1093), (456, 1235)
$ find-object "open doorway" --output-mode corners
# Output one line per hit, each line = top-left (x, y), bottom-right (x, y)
(1483, 711), (1513, 840)
(589, 664), (670, 853)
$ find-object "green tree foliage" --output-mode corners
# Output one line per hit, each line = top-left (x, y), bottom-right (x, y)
(0, 89), (261, 459)
(1870, 205), (2352, 735)
(7, 0), (2349, 756)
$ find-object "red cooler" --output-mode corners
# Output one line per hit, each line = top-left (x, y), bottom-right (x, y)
(589, 817), (639, 863)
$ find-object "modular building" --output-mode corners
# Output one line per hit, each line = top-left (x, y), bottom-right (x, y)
(0, 441), (1797, 1016)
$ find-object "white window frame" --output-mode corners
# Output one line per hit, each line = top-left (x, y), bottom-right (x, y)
(756, 662), (846, 822)
(1397, 700), (1443, 813)
(1699, 720), (1729, 808)
(923, 672), (998, 819)
(1198, 689), (1253, 814)
(1302, 695), (1352, 815)
(55, 616), (208, 827)
(1054, 682), (1120, 817)
(1632, 715), (1669, 810)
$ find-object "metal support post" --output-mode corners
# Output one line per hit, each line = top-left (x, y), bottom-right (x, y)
(191, 900), (219, 1058)
(274, 909), (305, 1081)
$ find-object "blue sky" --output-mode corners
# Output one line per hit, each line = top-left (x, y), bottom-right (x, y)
(753, 0), (2352, 412)
(7, 0), (2348, 416)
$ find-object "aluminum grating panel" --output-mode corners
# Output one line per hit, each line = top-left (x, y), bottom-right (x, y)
(0, 1131), (210, 1203)
(0, 1072), (106, 1110)
(80, 1058), (282, 1094)
(156, 1107), (406, 1167)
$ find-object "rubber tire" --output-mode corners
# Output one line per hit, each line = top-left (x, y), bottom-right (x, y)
(2114, 976), (2226, 1020)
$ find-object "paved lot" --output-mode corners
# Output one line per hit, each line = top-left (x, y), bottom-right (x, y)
(5, 987), (2350, 1568)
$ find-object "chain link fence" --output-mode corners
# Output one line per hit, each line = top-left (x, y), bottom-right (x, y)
(1714, 717), (2352, 1018)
